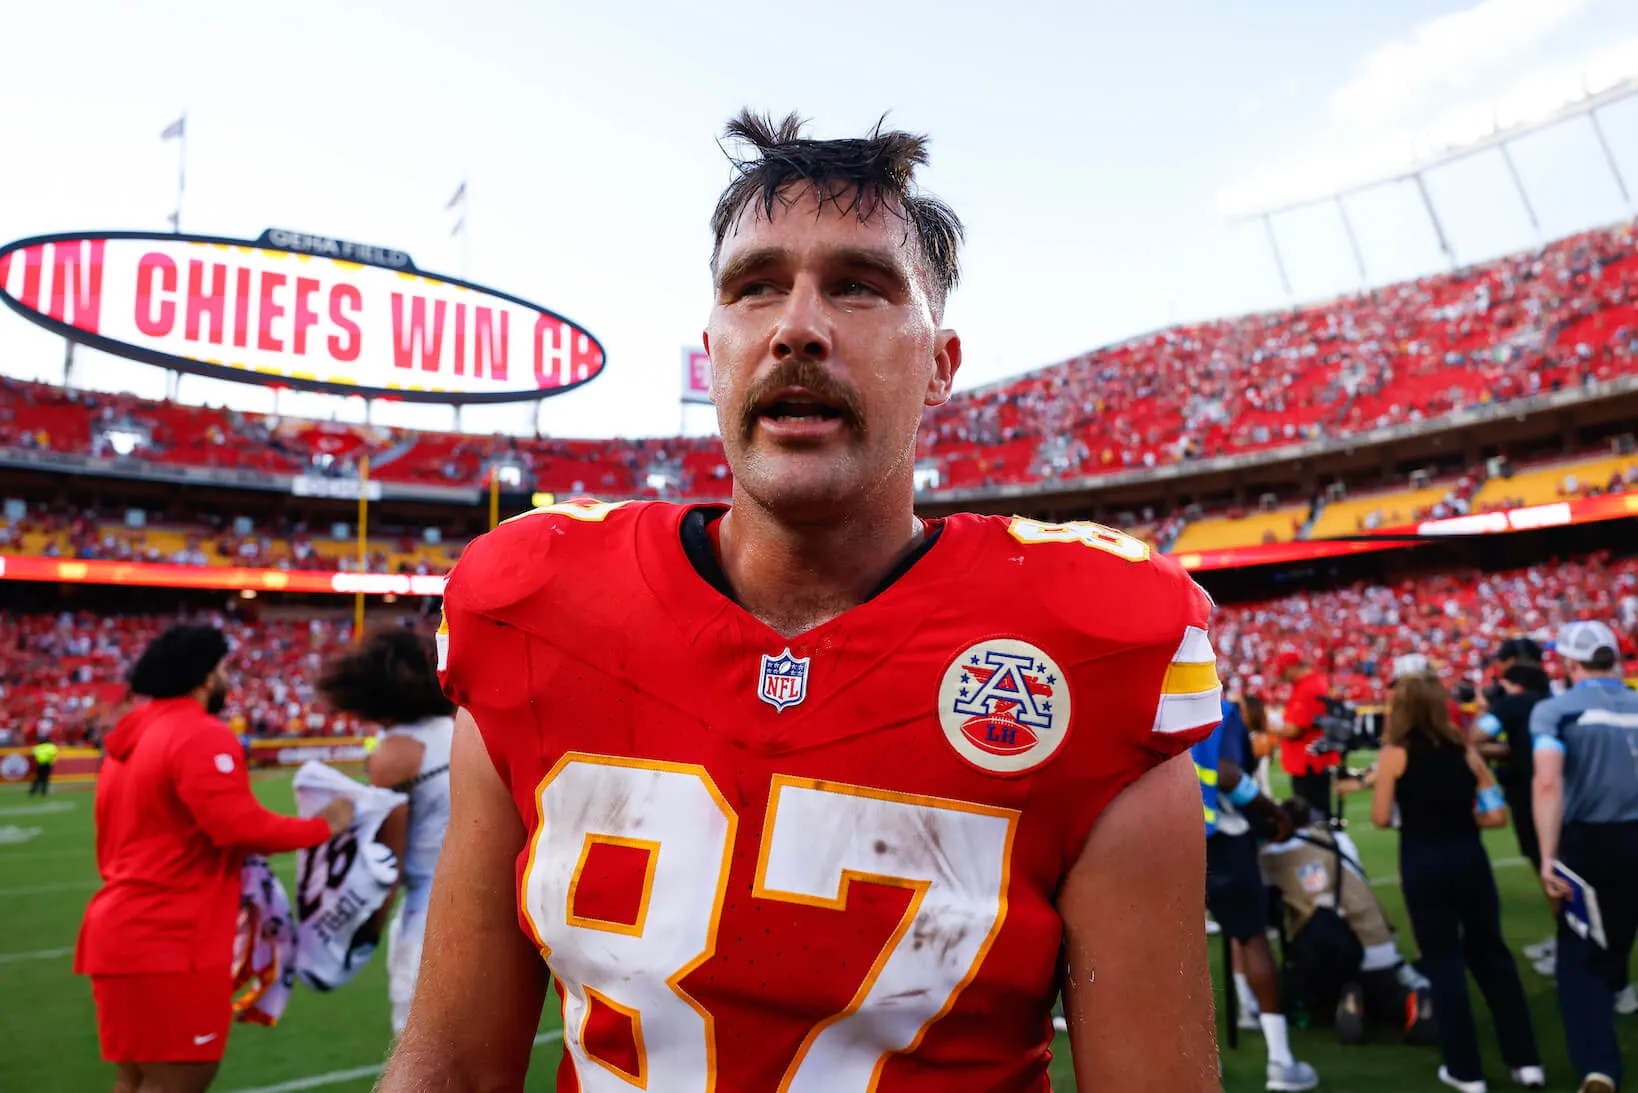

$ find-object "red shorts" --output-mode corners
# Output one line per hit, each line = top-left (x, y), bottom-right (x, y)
(91, 966), (233, 1063)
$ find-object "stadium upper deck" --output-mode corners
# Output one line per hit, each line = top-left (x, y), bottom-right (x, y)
(2, 218), (1635, 503)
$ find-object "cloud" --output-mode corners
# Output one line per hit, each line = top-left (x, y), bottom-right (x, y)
(1328, 0), (1591, 129)
(1216, 6), (1638, 218)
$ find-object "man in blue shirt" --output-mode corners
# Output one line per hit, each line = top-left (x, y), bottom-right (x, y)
(1530, 620), (1638, 1093)
(1194, 692), (1316, 1092)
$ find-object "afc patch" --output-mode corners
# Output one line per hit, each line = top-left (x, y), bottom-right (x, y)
(937, 638), (1072, 776)
(758, 648), (810, 712)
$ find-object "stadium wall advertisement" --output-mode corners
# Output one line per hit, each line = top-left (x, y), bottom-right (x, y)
(0, 230), (606, 403)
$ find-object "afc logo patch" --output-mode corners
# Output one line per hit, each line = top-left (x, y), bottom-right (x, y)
(758, 647), (811, 712)
(937, 638), (1072, 776)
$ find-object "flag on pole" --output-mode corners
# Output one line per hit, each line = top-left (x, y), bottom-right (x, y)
(161, 115), (186, 141)
(166, 211), (180, 232)
(446, 181), (466, 210)
(451, 216), (466, 238)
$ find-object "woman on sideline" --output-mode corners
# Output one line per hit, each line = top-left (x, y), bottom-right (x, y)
(76, 625), (353, 1093)
(317, 626), (454, 1036)
(1373, 671), (1544, 1093)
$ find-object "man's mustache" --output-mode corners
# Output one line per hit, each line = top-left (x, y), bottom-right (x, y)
(738, 358), (864, 441)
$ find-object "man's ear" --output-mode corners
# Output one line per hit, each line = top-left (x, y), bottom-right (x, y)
(925, 329), (961, 407)
(702, 332), (716, 405)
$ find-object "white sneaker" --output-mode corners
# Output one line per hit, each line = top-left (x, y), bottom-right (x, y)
(1266, 1060), (1319, 1092)
(1206, 917), (1222, 936)
(1239, 1010), (1263, 1030)
(1051, 1014), (1067, 1032)
(1532, 954), (1556, 977)
(1615, 985), (1637, 1015)
(1522, 936), (1556, 962)
(1510, 1065), (1546, 1088)
(1438, 1066), (1488, 1093)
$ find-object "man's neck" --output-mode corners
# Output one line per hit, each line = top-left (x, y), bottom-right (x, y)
(716, 491), (924, 639)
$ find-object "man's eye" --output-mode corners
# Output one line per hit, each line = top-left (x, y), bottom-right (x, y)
(835, 280), (876, 296)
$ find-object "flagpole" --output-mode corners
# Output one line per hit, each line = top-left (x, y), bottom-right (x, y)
(175, 113), (187, 233)
(461, 178), (470, 280)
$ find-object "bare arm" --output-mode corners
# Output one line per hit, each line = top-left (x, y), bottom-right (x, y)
(1058, 753), (1217, 1091)
(378, 710), (547, 1092)
(1371, 745), (1405, 829)
(365, 734), (423, 934)
(1466, 746), (1507, 829)
(1532, 747), (1571, 899)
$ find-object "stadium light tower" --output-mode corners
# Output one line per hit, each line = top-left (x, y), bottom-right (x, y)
(1234, 76), (1638, 298)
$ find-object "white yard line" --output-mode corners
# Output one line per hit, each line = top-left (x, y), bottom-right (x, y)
(224, 1029), (567, 1093)
(1368, 855), (1527, 888)
(0, 801), (76, 817)
(0, 946), (73, 964)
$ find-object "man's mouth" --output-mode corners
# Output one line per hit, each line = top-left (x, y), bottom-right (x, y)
(752, 387), (850, 428)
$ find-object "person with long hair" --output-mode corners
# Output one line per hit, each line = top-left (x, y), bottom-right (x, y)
(317, 626), (454, 1036)
(1372, 672), (1544, 1093)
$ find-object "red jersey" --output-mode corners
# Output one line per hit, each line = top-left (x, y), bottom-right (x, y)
(1279, 671), (1341, 775)
(75, 698), (331, 977)
(439, 500), (1223, 1092)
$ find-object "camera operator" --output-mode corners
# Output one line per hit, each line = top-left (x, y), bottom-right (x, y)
(1260, 795), (1434, 1046)
(1372, 669), (1544, 1092)
(1193, 687), (1319, 1092)
(1530, 620), (1638, 1093)
(1271, 650), (1342, 823)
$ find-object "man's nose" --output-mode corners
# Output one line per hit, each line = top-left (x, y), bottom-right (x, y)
(770, 282), (832, 362)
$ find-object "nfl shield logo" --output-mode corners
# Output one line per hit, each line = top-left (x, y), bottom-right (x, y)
(758, 648), (810, 712)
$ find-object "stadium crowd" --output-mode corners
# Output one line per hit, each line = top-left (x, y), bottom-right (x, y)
(1216, 552), (1638, 708)
(3, 550), (1633, 748)
(0, 611), (372, 748)
(4, 220), (1637, 501)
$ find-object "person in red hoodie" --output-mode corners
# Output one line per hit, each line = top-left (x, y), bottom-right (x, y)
(76, 625), (352, 1093)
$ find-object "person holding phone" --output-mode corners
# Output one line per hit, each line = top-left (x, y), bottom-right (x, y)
(1372, 671), (1544, 1093)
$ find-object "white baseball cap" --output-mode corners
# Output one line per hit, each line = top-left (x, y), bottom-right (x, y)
(1555, 620), (1621, 664)
(1391, 653), (1431, 681)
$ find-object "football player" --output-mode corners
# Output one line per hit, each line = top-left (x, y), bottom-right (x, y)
(382, 111), (1225, 1092)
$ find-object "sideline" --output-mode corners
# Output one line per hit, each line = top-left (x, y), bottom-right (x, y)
(1367, 854), (1526, 888)
(0, 801), (76, 817)
(224, 1029), (567, 1093)
(0, 946), (73, 964)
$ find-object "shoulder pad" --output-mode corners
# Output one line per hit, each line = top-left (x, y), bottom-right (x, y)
(444, 498), (640, 618)
(995, 515), (1213, 640)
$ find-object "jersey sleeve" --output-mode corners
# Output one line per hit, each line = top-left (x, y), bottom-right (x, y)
(1142, 559), (1224, 759)
(174, 724), (332, 852)
(1528, 694), (1569, 755)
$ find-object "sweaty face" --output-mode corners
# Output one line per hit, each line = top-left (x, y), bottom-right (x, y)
(706, 186), (959, 520)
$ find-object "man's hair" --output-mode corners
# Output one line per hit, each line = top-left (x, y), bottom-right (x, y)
(1576, 647), (1620, 672)
(710, 109), (964, 315)
(1385, 674), (1464, 751)
(128, 624), (229, 699)
(317, 627), (453, 726)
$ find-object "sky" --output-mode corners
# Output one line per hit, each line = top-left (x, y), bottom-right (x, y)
(3, 0), (1638, 440)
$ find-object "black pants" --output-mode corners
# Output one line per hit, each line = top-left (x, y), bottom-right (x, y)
(28, 762), (52, 796)
(1400, 833), (1540, 1082)
(1290, 770), (1334, 823)
(1556, 821), (1638, 1087)
(1501, 779), (1540, 869)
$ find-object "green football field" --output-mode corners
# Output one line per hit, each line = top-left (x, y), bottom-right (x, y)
(1, 771), (1631, 1092)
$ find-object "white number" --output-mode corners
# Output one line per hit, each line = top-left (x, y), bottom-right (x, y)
(521, 757), (1018, 1092)
(754, 776), (1017, 1092)
(523, 755), (736, 1092)
(1007, 517), (1151, 561)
